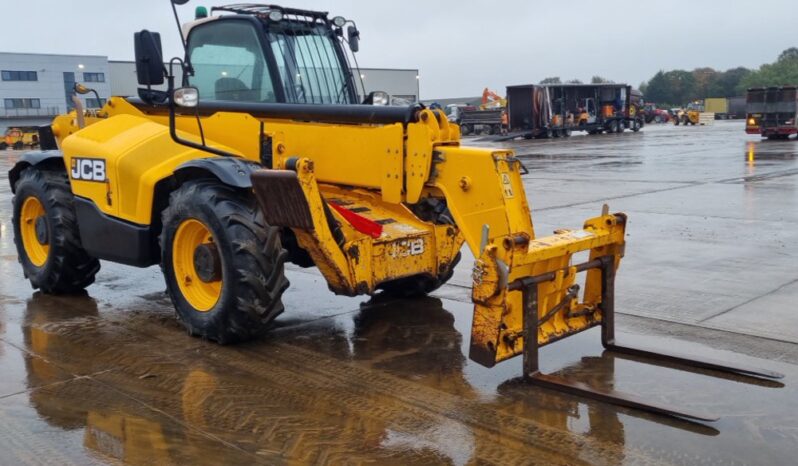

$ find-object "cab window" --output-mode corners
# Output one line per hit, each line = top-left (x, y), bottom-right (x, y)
(188, 21), (276, 102)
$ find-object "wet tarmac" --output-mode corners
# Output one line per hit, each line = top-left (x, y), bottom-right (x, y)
(1, 121), (797, 465)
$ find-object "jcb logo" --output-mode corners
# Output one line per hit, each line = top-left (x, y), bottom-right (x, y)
(71, 158), (106, 182)
(389, 238), (425, 259)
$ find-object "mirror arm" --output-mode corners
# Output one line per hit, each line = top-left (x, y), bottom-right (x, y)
(167, 74), (239, 159)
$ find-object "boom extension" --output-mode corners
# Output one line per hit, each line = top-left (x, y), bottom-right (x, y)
(246, 108), (783, 423)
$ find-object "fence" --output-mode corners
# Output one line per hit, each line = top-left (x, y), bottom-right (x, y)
(0, 107), (61, 118)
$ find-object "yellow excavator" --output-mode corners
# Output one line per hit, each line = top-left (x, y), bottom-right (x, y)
(8, 1), (782, 422)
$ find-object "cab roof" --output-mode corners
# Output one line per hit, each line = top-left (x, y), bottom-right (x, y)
(211, 4), (330, 22)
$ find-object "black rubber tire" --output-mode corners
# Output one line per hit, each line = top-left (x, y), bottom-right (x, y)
(609, 120), (619, 133)
(562, 128), (572, 137)
(632, 119), (641, 132)
(461, 124), (472, 136)
(12, 168), (100, 293)
(616, 121), (625, 133)
(0, 142), (7, 150)
(379, 198), (461, 298)
(160, 180), (289, 344)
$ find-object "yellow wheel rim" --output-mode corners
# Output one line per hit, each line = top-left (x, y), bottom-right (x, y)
(173, 219), (222, 312)
(20, 196), (49, 267)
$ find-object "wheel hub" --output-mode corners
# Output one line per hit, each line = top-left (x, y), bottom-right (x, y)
(193, 242), (221, 283)
(34, 216), (49, 245)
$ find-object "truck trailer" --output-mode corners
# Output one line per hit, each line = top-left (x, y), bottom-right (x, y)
(746, 86), (798, 140)
(506, 83), (643, 139)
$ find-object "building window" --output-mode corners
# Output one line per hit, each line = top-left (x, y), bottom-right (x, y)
(85, 98), (107, 108)
(64, 72), (76, 110)
(4, 98), (41, 109)
(83, 72), (105, 83)
(1, 70), (38, 81)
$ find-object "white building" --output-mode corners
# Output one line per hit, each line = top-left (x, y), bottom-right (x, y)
(0, 52), (111, 132)
(110, 61), (419, 105)
(2, 52), (419, 132)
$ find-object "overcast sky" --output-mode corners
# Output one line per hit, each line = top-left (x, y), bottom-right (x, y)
(2, 0), (795, 99)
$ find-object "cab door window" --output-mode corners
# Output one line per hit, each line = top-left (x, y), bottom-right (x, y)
(188, 21), (276, 102)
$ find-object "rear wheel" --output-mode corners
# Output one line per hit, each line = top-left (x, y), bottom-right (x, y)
(12, 168), (100, 293)
(460, 124), (472, 136)
(632, 119), (641, 132)
(608, 120), (619, 133)
(161, 180), (289, 344)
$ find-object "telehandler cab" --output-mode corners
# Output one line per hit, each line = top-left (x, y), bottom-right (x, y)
(9, 1), (782, 422)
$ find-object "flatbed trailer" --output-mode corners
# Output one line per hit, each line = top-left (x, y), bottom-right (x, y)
(506, 83), (643, 139)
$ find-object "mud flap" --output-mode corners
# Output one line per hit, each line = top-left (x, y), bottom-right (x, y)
(251, 170), (313, 230)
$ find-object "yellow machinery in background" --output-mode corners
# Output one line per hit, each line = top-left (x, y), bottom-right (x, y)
(1, 127), (40, 150)
(8, 1), (781, 423)
(674, 101), (715, 126)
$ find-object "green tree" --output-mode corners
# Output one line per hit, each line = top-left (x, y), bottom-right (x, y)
(778, 47), (798, 62)
(738, 48), (798, 92)
(712, 67), (751, 97)
(692, 67), (718, 98)
(566, 78), (583, 84)
(539, 77), (561, 84)
(591, 76), (613, 84)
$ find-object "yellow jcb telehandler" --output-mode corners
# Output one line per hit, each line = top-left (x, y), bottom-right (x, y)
(8, 1), (782, 422)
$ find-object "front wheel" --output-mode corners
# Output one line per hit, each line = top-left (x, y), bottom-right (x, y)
(160, 180), (289, 344)
(12, 168), (100, 293)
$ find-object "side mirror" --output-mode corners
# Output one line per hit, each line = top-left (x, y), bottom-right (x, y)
(134, 30), (165, 86)
(73, 83), (92, 95)
(347, 25), (360, 53)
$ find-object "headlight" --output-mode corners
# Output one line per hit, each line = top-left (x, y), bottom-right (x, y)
(371, 91), (389, 106)
(174, 87), (199, 108)
(747, 118), (756, 126)
(332, 16), (347, 27)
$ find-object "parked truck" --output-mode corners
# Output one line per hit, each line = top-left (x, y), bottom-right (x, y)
(745, 86), (798, 140)
(506, 83), (643, 138)
(445, 104), (503, 136)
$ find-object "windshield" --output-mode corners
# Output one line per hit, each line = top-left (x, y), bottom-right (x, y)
(267, 22), (356, 104)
